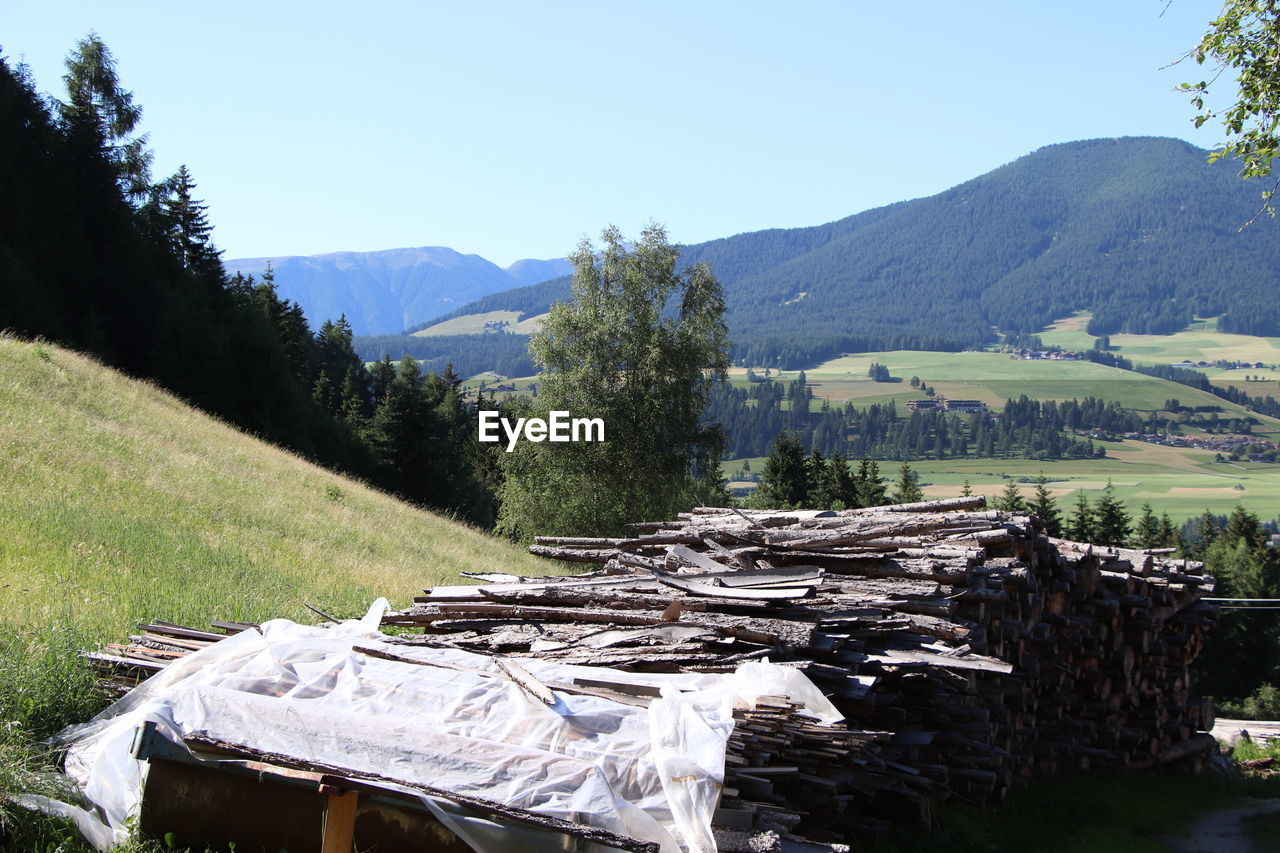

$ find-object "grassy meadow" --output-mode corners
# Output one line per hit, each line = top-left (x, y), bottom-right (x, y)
(413, 309), (547, 337)
(0, 334), (559, 850)
(1039, 313), (1280, 369)
(729, 349), (1280, 439)
(0, 334), (549, 646)
(727, 435), (1280, 524)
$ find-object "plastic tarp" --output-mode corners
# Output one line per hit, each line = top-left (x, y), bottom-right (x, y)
(53, 600), (841, 853)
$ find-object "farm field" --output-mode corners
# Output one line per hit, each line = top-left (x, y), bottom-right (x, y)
(1038, 313), (1280, 374)
(725, 437), (1280, 523)
(729, 351), (1280, 438)
(414, 309), (547, 337)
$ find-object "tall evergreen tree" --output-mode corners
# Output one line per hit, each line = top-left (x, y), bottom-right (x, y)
(995, 480), (1026, 514)
(825, 451), (860, 510)
(805, 448), (831, 509)
(157, 165), (221, 277)
(1092, 481), (1131, 546)
(892, 461), (924, 504)
(754, 432), (809, 509)
(1158, 512), (1180, 550)
(1067, 491), (1095, 542)
(854, 458), (887, 507)
(1133, 503), (1161, 549)
(58, 32), (152, 199)
(1029, 474), (1062, 537)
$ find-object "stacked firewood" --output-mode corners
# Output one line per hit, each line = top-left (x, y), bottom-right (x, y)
(385, 496), (1219, 843)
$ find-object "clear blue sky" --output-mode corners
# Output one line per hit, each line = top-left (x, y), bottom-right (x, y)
(3, 1), (1230, 267)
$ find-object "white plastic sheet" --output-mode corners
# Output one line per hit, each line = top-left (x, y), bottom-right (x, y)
(53, 601), (841, 852)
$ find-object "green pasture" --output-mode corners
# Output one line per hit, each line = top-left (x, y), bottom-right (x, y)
(731, 351), (1280, 436)
(1038, 313), (1280, 369)
(413, 310), (546, 337)
(0, 335), (548, 646)
(724, 437), (1280, 524)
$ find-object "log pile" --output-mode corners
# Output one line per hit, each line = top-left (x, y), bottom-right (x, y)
(384, 496), (1220, 844)
(85, 619), (257, 698)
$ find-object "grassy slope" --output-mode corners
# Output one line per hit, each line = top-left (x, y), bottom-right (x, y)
(414, 310), (547, 337)
(1040, 314), (1280, 366)
(0, 334), (547, 642)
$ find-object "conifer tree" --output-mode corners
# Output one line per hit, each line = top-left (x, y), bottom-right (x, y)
(59, 32), (152, 199)
(1158, 512), (1180, 550)
(995, 480), (1026, 514)
(1029, 474), (1062, 537)
(825, 451), (860, 510)
(855, 458), (887, 507)
(754, 432), (809, 508)
(157, 165), (222, 278)
(1191, 510), (1222, 560)
(1092, 481), (1131, 546)
(1133, 503), (1161, 549)
(892, 461), (924, 504)
(1068, 491), (1095, 542)
(806, 448), (831, 509)
(960, 479), (973, 497)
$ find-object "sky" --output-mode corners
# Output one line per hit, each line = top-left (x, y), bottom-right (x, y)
(3, 1), (1232, 267)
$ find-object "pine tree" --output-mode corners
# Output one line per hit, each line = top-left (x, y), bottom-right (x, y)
(1029, 474), (1062, 537)
(1158, 513), (1180, 550)
(1191, 511), (1222, 560)
(1068, 491), (1095, 542)
(370, 354), (397, 404)
(755, 432), (809, 508)
(1133, 503), (1160, 549)
(960, 479), (973, 497)
(825, 451), (859, 510)
(58, 32), (152, 199)
(855, 458), (887, 507)
(1092, 481), (1131, 546)
(892, 461), (924, 504)
(995, 480), (1026, 514)
(1224, 504), (1267, 549)
(806, 448), (831, 509)
(158, 165), (221, 277)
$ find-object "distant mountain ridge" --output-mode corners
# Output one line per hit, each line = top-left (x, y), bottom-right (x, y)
(226, 247), (571, 336)
(421, 137), (1280, 367)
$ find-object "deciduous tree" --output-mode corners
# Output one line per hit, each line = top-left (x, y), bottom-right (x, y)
(497, 224), (730, 538)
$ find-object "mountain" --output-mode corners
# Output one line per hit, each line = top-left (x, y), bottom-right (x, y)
(417, 137), (1280, 368)
(504, 256), (573, 286)
(225, 248), (572, 336)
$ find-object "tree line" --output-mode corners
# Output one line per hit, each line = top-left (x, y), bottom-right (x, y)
(0, 38), (495, 525)
(704, 375), (1215, 461)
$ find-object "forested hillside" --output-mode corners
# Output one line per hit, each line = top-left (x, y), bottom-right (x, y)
(0, 45), (499, 527)
(410, 137), (1280, 368)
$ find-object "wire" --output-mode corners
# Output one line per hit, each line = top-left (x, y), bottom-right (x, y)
(1204, 598), (1280, 602)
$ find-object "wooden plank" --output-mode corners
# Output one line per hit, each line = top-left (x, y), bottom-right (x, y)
(183, 734), (660, 853)
(494, 657), (558, 706)
(319, 787), (359, 853)
(654, 573), (814, 601)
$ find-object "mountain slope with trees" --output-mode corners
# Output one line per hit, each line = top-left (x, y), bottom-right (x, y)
(414, 137), (1280, 368)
